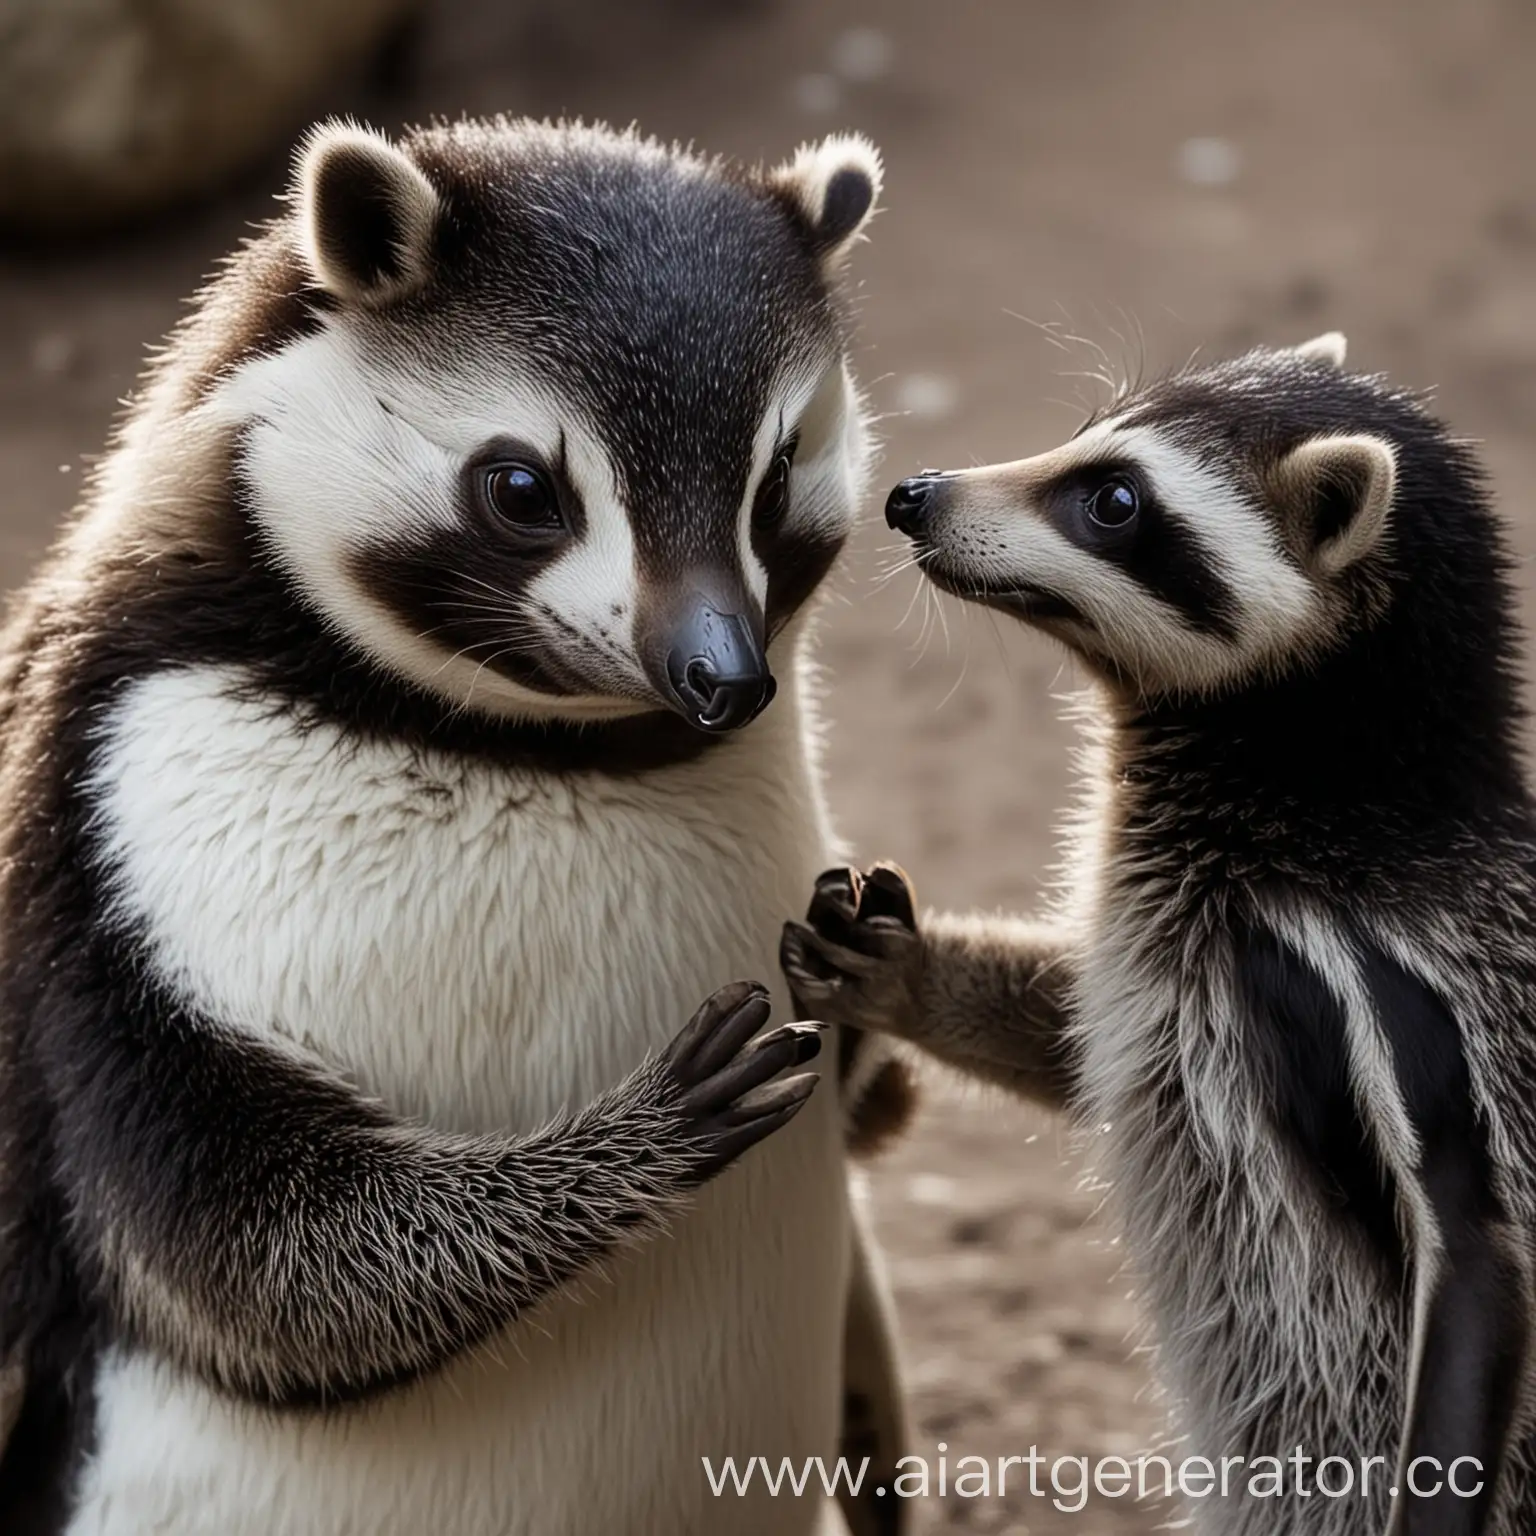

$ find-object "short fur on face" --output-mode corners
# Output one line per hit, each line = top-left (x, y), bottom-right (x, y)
(899, 336), (1452, 700)
(212, 119), (881, 727)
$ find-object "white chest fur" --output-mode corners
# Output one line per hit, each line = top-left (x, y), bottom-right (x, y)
(70, 664), (849, 1536)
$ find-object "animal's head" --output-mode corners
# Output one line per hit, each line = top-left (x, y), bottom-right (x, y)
(215, 119), (881, 733)
(883, 334), (1504, 704)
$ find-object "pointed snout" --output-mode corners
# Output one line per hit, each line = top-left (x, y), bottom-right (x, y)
(656, 595), (775, 734)
(885, 471), (951, 537)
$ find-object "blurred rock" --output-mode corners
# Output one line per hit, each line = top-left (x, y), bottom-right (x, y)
(0, 0), (417, 236)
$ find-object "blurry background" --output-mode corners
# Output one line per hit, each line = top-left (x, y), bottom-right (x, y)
(4, 0), (1536, 1528)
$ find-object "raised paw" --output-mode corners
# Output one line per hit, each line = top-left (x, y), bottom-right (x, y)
(661, 980), (822, 1183)
(780, 862), (924, 1037)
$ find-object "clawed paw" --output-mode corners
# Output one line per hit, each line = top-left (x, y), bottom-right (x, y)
(780, 862), (924, 1035)
(661, 980), (822, 1183)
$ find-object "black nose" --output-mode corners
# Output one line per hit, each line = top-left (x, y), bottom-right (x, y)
(671, 657), (776, 733)
(886, 475), (942, 535)
(664, 604), (776, 733)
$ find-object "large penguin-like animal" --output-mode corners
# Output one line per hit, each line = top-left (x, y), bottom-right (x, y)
(0, 117), (908, 1536)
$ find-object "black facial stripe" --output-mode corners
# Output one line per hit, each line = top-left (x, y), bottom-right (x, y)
(1135, 507), (1243, 640)
(350, 533), (575, 701)
(616, 383), (819, 590)
(349, 438), (601, 702)
(1044, 464), (1242, 640)
(751, 451), (845, 638)
(756, 522), (843, 641)
(114, 476), (715, 774)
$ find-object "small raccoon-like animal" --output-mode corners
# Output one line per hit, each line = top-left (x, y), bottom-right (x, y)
(0, 118), (908, 1536)
(786, 334), (1536, 1533)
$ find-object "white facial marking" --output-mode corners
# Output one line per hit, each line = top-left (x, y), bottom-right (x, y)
(734, 361), (860, 604)
(932, 415), (1318, 691)
(213, 325), (648, 721)
(214, 327), (861, 723)
(1105, 421), (1318, 650)
(517, 422), (646, 707)
(792, 361), (870, 537)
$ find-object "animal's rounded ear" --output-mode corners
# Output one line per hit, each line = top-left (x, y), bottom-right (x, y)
(1291, 331), (1348, 368)
(1273, 433), (1396, 574)
(294, 122), (440, 306)
(770, 134), (883, 266)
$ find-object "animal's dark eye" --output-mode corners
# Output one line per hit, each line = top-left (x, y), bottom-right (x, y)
(752, 443), (797, 530)
(484, 463), (561, 534)
(1087, 478), (1139, 530)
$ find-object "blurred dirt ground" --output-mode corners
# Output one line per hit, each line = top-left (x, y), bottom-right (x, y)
(4, 0), (1536, 1530)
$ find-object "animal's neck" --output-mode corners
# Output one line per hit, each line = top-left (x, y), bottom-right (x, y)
(1101, 646), (1529, 891)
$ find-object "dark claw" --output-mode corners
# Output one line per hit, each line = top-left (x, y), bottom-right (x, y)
(721, 1070), (820, 1125)
(663, 984), (823, 1185)
(771, 1020), (827, 1068)
(664, 981), (771, 1084)
(691, 1082), (818, 1179)
(815, 866), (863, 906)
(806, 867), (863, 947)
(679, 1021), (823, 1118)
(858, 862), (917, 930)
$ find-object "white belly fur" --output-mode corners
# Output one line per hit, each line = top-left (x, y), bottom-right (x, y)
(68, 663), (849, 1536)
